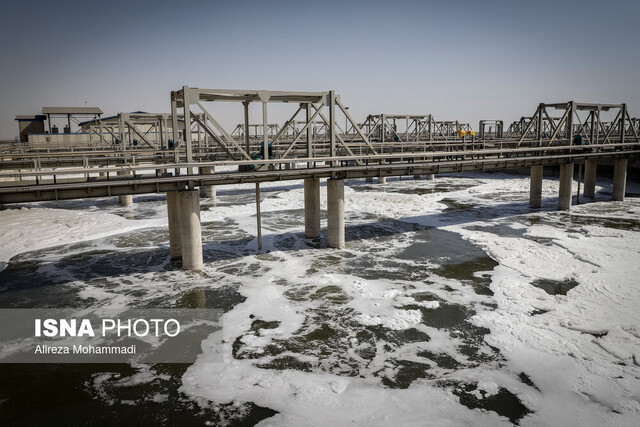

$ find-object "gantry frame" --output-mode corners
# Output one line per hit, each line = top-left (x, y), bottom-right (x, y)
(170, 87), (379, 170)
(359, 114), (472, 143)
(478, 120), (504, 139)
(515, 102), (632, 147)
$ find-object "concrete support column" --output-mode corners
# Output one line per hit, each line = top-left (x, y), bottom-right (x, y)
(199, 166), (216, 200)
(612, 158), (628, 202)
(167, 191), (182, 258)
(117, 171), (133, 207)
(426, 173), (435, 180)
(365, 177), (374, 183)
(179, 190), (203, 270)
(378, 176), (387, 184)
(119, 194), (133, 207)
(327, 179), (345, 249)
(529, 165), (543, 208)
(558, 163), (574, 211)
(583, 159), (597, 198)
(304, 178), (321, 238)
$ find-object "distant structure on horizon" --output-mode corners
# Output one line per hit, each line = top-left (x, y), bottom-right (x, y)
(14, 107), (102, 142)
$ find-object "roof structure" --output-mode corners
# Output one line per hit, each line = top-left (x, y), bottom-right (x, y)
(78, 112), (185, 127)
(42, 107), (103, 115)
(173, 88), (328, 106)
(78, 111), (148, 126)
(15, 115), (47, 121)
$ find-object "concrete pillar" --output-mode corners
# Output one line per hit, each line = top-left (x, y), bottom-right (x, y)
(167, 191), (182, 258)
(327, 179), (345, 249)
(612, 158), (628, 202)
(558, 163), (574, 211)
(117, 171), (133, 207)
(179, 190), (203, 270)
(199, 166), (216, 200)
(583, 159), (597, 198)
(365, 177), (374, 183)
(378, 176), (387, 184)
(118, 194), (133, 206)
(426, 173), (435, 180)
(304, 178), (321, 238)
(529, 165), (543, 208)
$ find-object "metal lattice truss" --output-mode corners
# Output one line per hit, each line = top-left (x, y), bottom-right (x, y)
(230, 123), (281, 140)
(292, 121), (329, 139)
(170, 87), (379, 166)
(505, 117), (532, 138)
(626, 117), (640, 136)
(358, 115), (472, 143)
(515, 102), (636, 147)
(81, 112), (186, 149)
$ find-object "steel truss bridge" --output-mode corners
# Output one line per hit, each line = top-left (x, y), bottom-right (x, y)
(0, 89), (638, 205)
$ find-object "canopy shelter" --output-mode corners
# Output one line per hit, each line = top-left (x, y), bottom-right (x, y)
(42, 107), (102, 135)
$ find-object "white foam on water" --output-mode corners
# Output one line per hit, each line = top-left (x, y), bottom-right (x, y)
(3, 173), (640, 425)
(440, 182), (640, 425)
(185, 326), (508, 426)
(0, 205), (164, 272)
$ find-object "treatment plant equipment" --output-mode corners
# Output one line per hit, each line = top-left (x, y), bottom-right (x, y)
(1, 88), (638, 270)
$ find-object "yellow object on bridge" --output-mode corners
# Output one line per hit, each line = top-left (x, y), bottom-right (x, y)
(456, 130), (475, 138)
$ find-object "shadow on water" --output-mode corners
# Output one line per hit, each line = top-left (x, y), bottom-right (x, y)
(0, 363), (278, 426)
(0, 299), (278, 426)
(0, 198), (526, 287)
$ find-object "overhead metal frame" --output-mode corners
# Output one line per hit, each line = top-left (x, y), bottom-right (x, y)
(42, 107), (103, 137)
(479, 120), (504, 139)
(515, 102), (630, 148)
(358, 114), (472, 144)
(230, 123), (280, 140)
(170, 87), (379, 171)
(81, 112), (187, 150)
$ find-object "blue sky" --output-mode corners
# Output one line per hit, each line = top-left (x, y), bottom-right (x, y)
(1, 0), (638, 138)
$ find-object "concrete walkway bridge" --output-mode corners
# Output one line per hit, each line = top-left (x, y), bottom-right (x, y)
(1, 87), (639, 269)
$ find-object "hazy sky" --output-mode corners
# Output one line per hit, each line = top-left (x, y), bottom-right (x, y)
(1, 0), (638, 139)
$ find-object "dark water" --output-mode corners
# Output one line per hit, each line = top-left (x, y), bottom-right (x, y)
(2, 177), (635, 425)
